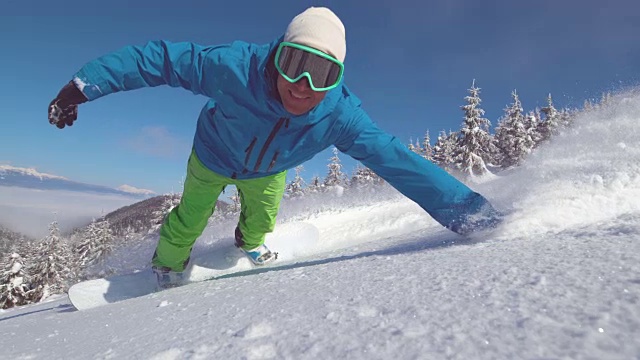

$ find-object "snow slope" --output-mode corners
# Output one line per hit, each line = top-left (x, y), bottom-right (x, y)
(2, 92), (640, 359)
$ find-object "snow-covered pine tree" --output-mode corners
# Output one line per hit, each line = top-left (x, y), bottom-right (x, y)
(75, 217), (114, 273)
(324, 147), (347, 188)
(407, 138), (423, 156)
(538, 93), (560, 143)
(557, 108), (574, 129)
(455, 80), (494, 176)
(432, 131), (447, 168)
(432, 130), (459, 170)
(0, 225), (32, 257)
(285, 165), (306, 199)
(351, 165), (382, 189)
(407, 139), (417, 154)
(493, 90), (534, 169)
(150, 194), (181, 231)
(306, 176), (323, 194)
(29, 220), (73, 301)
(525, 109), (543, 148)
(0, 252), (36, 309)
(421, 131), (433, 161)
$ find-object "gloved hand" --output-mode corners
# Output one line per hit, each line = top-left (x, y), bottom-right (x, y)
(446, 196), (504, 235)
(48, 81), (88, 129)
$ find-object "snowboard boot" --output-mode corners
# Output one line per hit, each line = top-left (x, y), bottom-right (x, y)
(239, 244), (278, 265)
(235, 227), (278, 265)
(152, 266), (185, 290)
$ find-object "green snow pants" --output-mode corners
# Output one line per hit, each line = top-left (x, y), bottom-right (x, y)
(152, 151), (287, 272)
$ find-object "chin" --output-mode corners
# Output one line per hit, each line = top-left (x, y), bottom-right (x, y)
(284, 104), (310, 115)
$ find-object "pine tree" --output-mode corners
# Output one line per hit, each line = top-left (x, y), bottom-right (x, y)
(75, 217), (115, 272)
(29, 220), (73, 301)
(324, 147), (347, 188)
(493, 90), (534, 169)
(421, 131), (433, 161)
(525, 109), (543, 148)
(432, 130), (459, 170)
(151, 194), (181, 231)
(558, 108), (574, 129)
(305, 176), (322, 194)
(351, 165), (382, 189)
(455, 80), (494, 176)
(285, 166), (306, 199)
(0, 253), (35, 309)
(0, 226), (32, 257)
(538, 93), (560, 143)
(407, 140), (417, 154)
(407, 138), (422, 156)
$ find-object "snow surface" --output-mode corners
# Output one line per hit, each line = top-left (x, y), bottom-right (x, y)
(2, 92), (640, 359)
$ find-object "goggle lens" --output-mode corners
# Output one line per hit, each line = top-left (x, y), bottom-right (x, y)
(275, 42), (344, 91)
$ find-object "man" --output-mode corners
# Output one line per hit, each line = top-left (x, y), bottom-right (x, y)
(48, 7), (501, 288)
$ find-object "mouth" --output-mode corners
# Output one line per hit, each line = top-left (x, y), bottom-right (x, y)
(288, 89), (311, 101)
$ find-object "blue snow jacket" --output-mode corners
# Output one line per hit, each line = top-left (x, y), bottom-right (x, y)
(73, 37), (499, 234)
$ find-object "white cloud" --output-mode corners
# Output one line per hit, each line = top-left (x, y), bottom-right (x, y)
(0, 187), (139, 238)
(124, 126), (191, 159)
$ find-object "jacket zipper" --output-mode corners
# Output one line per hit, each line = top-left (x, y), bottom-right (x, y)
(253, 117), (287, 172)
(267, 151), (280, 172)
(244, 137), (258, 167)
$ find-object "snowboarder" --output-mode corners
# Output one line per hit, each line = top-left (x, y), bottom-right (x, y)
(47, 7), (502, 288)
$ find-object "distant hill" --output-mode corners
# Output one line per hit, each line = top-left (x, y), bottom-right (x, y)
(101, 194), (231, 237)
(0, 165), (155, 199)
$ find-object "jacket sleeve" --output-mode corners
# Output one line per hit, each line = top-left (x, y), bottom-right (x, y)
(72, 40), (236, 101)
(334, 108), (500, 234)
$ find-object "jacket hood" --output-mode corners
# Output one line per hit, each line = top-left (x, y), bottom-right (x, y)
(260, 36), (284, 101)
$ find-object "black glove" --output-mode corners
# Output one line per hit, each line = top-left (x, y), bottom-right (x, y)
(48, 81), (88, 129)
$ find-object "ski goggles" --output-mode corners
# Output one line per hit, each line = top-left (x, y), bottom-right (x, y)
(274, 42), (344, 92)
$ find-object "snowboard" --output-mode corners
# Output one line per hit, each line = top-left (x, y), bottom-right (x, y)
(68, 221), (320, 311)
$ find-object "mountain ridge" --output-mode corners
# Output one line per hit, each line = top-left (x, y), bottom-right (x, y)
(0, 165), (155, 199)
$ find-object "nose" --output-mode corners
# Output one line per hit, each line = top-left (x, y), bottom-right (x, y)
(293, 77), (312, 91)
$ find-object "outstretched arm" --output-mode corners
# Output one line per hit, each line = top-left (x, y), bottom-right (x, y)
(48, 40), (238, 128)
(73, 40), (228, 100)
(335, 109), (501, 234)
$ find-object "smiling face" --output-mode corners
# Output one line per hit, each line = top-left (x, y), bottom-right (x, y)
(276, 75), (327, 115)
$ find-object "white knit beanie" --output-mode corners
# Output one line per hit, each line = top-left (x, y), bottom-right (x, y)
(284, 7), (346, 62)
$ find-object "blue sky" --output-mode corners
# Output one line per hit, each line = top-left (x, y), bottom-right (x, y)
(1, 0), (638, 194)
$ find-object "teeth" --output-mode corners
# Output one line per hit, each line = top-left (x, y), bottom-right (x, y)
(290, 91), (307, 100)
